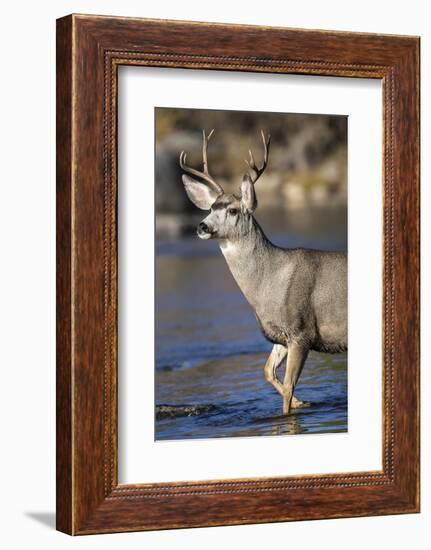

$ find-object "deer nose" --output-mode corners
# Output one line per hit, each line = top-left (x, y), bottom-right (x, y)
(198, 222), (210, 234)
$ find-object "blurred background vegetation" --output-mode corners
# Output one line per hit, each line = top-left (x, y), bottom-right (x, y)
(155, 107), (347, 241)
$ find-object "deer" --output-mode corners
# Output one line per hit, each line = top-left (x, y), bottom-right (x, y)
(179, 130), (347, 415)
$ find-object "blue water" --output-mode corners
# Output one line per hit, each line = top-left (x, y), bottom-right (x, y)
(155, 207), (347, 440)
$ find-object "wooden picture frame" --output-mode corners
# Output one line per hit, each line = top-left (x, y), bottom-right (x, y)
(56, 14), (420, 535)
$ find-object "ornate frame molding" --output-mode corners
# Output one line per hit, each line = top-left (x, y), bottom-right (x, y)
(57, 15), (419, 534)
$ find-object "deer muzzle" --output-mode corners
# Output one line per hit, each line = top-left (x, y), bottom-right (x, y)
(197, 221), (215, 240)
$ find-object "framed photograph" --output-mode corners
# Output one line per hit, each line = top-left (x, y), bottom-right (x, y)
(56, 14), (420, 534)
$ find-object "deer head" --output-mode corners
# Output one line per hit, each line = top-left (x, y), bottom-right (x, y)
(179, 129), (271, 241)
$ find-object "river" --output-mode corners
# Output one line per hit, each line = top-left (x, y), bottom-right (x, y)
(155, 205), (347, 440)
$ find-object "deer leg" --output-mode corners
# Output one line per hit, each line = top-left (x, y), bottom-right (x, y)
(282, 344), (309, 415)
(263, 344), (287, 397)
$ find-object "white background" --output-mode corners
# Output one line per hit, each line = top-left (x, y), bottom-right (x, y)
(119, 68), (382, 483)
(0, 1), (428, 548)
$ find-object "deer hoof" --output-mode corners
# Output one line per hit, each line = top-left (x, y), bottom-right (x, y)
(291, 396), (311, 409)
(282, 400), (291, 415)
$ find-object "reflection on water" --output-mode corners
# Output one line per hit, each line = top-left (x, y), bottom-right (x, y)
(155, 205), (347, 440)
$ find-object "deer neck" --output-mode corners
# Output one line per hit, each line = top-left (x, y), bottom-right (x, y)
(219, 218), (275, 309)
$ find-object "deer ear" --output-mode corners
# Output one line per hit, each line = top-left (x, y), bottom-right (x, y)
(241, 174), (257, 212)
(182, 175), (219, 210)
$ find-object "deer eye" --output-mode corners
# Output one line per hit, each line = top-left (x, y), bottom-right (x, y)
(228, 208), (239, 216)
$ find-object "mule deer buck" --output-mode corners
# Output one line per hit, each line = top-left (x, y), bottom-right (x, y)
(179, 130), (347, 415)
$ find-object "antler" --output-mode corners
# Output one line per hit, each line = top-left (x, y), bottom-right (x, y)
(245, 130), (271, 184)
(179, 129), (224, 195)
